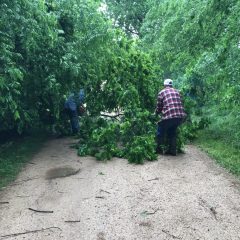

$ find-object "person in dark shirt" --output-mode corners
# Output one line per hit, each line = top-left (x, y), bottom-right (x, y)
(155, 79), (186, 155)
(64, 89), (85, 134)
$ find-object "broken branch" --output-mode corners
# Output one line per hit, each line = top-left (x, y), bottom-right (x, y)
(10, 177), (39, 186)
(162, 229), (181, 239)
(100, 189), (111, 194)
(147, 177), (159, 181)
(100, 113), (124, 119)
(0, 227), (61, 239)
(65, 220), (81, 223)
(146, 209), (159, 215)
(28, 208), (53, 213)
(95, 196), (105, 199)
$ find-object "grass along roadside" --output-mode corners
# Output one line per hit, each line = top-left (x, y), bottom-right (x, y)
(195, 130), (240, 176)
(0, 133), (47, 189)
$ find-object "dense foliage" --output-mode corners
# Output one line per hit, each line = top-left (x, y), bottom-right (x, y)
(1, 0), (239, 163)
(0, 0), (112, 133)
(140, 0), (240, 148)
(104, 0), (149, 36)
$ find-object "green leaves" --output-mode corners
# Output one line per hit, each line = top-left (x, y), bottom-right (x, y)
(126, 135), (157, 164)
(0, 0), (116, 133)
(77, 112), (158, 164)
(105, 0), (149, 36)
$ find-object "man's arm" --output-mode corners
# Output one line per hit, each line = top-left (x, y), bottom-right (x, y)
(79, 89), (85, 104)
(155, 92), (163, 114)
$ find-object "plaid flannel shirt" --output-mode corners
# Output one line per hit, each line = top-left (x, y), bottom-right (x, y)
(156, 87), (186, 120)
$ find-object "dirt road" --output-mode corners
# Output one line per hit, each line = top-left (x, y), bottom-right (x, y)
(0, 138), (239, 240)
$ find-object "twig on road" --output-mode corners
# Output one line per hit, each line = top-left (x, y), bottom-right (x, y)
(0, 227), (61, 239)
(28, 208), (53, 213)
(95, 196), (105, 199)
(16, 195), (30, 198)
(209, 206), (217, 219)
(141, 209), (159, 216)
(58, 191), (68, 194)
(65, 220), (81, 223)
(199, 197), (218, 220)
(0, 202), (9, 204)
(100, 189), (111, 194)
(162, 229), (182, 239)
(10, 177), (39, 186)
(147, 177), (159, 181)
(146, 209), (159, 215)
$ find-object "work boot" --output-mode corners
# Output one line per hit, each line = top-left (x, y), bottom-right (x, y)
(156, 145), (164, 155)
(164, 149), (177, 156)
(167, 136), (177, 156)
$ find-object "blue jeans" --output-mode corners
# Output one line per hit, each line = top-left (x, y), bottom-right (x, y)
(66, 109), (80, 134)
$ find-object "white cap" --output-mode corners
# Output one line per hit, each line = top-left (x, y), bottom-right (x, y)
(164, 79), (173, 86)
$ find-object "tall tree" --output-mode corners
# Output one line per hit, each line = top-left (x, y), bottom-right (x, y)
(105, 0), (149, 36)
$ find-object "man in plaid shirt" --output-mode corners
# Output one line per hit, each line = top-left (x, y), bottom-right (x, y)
(155, 79), (186, 155)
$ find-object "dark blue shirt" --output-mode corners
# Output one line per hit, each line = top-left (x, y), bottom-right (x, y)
(64, 89), (85, 111)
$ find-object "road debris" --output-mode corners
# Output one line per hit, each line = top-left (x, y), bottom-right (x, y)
(162, 229), (181, 239)
(28, 208), (54, 213)
(0, 227), (61, 239)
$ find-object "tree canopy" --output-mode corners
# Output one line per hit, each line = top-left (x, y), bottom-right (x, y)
(105, 0), (149, 36)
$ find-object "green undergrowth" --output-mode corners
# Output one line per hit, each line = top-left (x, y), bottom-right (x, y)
(0, 133), (47, 189)
(195, 130), (240, 176)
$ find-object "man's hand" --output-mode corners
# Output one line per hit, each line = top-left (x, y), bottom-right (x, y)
(78, 105), (85, 115)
